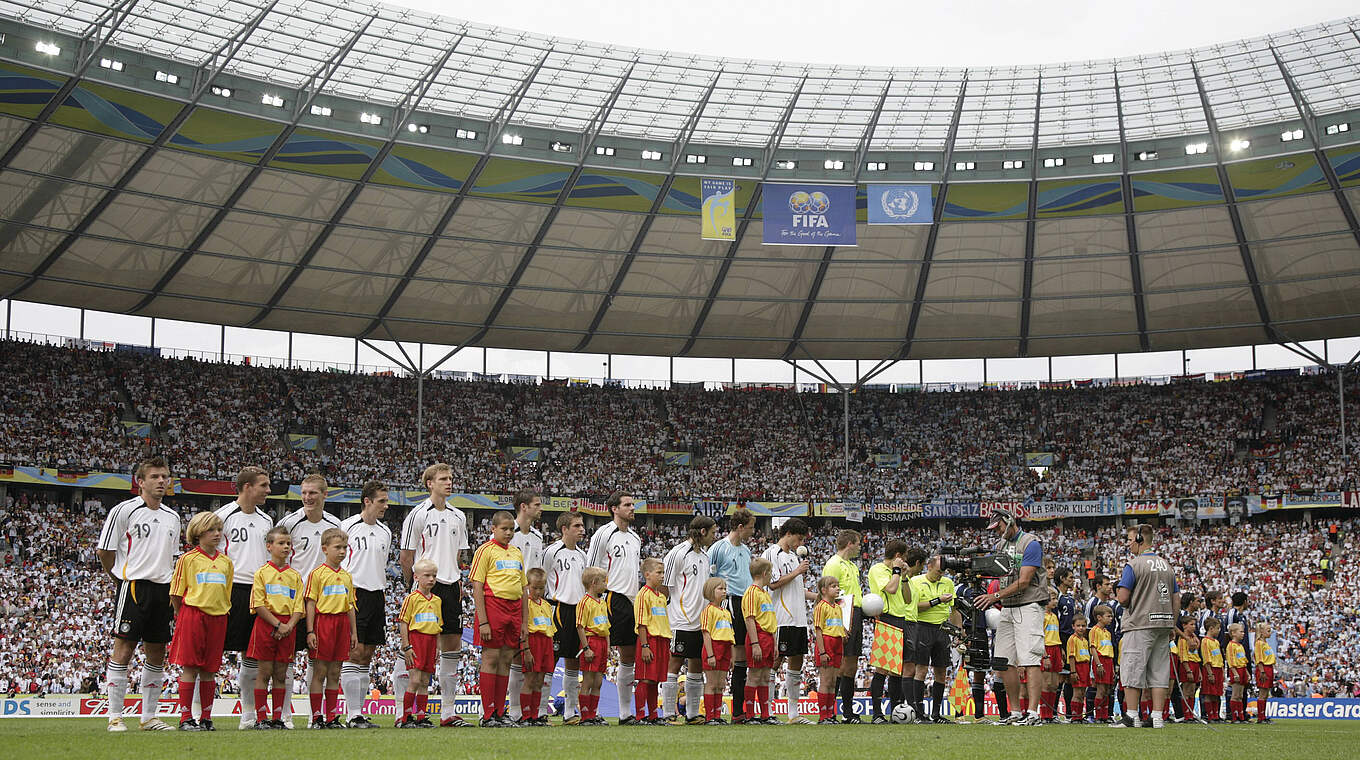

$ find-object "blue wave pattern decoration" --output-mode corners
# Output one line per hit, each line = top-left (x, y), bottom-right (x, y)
(1329, 152), (1360, 185)
(1230, 163), (1329, 199)
(477, 171), (702, 212)
(1037, 182), (1122, 214)
(1130, 180), (1224, 203)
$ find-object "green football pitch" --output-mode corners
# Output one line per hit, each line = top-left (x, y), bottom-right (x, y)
(1, 718), (1354, 760)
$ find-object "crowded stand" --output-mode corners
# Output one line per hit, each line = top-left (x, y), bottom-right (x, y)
(3, 339), (1360, 500)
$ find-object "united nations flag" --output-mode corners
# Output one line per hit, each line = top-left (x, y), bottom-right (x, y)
(867, 184), (934, 225)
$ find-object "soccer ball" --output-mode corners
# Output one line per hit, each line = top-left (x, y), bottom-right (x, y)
(861, 593), (885, 617)
(891, 703), (916, 724)
(807, 191), (830, 214)
(788, 191), (812, 213)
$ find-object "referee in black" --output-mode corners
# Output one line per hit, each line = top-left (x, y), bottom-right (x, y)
(909, 554), (959, 723)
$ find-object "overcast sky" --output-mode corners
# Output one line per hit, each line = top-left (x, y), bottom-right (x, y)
(6, 1), (1359, 384)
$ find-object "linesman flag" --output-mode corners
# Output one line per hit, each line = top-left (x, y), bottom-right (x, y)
(700, 178), (736, 240)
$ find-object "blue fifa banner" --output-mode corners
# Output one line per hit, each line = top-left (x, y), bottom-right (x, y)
(701, 178), (736, 241)
(762, 183), (856, 245)
(867, 184), (934, 225)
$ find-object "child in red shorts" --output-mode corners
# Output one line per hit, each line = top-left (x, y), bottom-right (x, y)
(168, 511), (234, 731)
(1253, 622), (1276, 723)
(397, 559), (441, 727)
(304, 527), (357, 728)
(247, 526), (303, 729)
(575, 567), (611, 724)
(633, 558), (671, 723)
(1226, 623), (1250, 722)
(521, 567), (556, 725)
(1065, 616), (1092, 721)
(812, 576), (847, 724)
(1199, 618), (1225, 722)
(700, 578), (735, 724)
(470, 510), (527, 726)
(1090, 605), (1115, 721)
(1174, 616), (1203, 722)
(742, 559), (778, 723)
(1041, 591), (1064, 721)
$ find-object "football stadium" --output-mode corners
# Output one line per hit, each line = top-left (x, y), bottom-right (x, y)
(2, 0), (1360, 756)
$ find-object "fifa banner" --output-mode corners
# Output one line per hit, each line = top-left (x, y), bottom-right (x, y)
(508, 446), (542, 462)
(700, 178), (736, 241)
(762, 183), (856, 245)
(663, 450), (693, 466)
(867, 184), (934, 225)
(287, 433), (319, 451)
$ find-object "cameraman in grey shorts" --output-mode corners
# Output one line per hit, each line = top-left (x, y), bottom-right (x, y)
(1112, 523), (1179, 729)
(972, 507), (1048, 726)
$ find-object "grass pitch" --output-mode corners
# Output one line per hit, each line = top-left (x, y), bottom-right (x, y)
(2, 717), (1352, 759)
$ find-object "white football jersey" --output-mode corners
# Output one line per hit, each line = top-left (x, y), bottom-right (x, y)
(663, 541), (710, 631)
(510, 525), (545, 572)
(400, 499), (469, 585)
(586, 521), (641, 599)
(762, 544), (808, 627)
(542, 540), (587, 605)
(215, 501), (274, 584)
(277, 507), (343, 578)
(98, 497), (181, 583)
(340, 514), (393, 592)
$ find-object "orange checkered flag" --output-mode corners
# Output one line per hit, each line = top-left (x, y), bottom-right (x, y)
(949, 665), (971, 718)
(869, 621), (904, 675)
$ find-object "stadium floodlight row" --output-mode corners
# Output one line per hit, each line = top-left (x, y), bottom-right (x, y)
(0, 2), (1358, 360)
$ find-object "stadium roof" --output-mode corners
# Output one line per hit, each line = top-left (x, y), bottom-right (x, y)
(1, 1), (1360, 359)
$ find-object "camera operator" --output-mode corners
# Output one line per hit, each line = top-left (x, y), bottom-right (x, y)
(1112, 524), (1179, 729)
(909, 555), (959, 723)
(865, 541), (925, 723)
(954, 578), (1008, 722)
(973, 507), (1048, 726)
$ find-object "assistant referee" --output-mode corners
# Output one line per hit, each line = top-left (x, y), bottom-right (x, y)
(909, 555), (958, 723)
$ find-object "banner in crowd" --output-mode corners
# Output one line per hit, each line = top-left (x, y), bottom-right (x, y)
(120, 421), (151, 438)
(761, 183), (856, 245)
(1255, 491), (1344, 511)
(287, 433), (319, 451)
(663, 451), (693, 466)
(700, 178), (736, 241)
(873, 454), (902, 468)
(1023, 452), (1055, 467)
(1124, 497), (1177, 516)
(844, 501), (864, 523)
(866, 184), (934, 225)
(923, 496), (980, 519)
(1022, 497), (1119, 521)
(866, 501), (925, 521)
(695, 500), (809, 518)
(508, 446), (542, 462)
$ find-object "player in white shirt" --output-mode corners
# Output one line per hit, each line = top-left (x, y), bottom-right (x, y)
(585, 492), (643, 723)
(507, 490), (545, 721)
(543, 512), (588, 722)
(97, 456), (180, 733)
(661, 515), (717, 723)
(761, 517), (816, 724)
(339, 480), (392, 728)
(398, 463), (472, 727)
(214, 466), (274, 729)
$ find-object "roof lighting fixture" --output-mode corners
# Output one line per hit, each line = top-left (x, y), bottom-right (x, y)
(641, 150), (663, 161)
(35, 41), (61, 56)
(775, 159), (797, 170)
(261, 93), (284, 108)
(98, 57), (123, 71)
(954, 161), (975, 171)
(1280, 129), (1304, 142)
(824, 159), (845, 170)
(407, 123), (428, 134)
(502, 133), (523, 145)
(456, 128), (477, 140)
(360, 112), (382, 125)
(1185, 142), (1208, 155)
(309, 104), (332, 117)
(1092, 153), (1114, 164)
(551, 141), (573, 153)
(1229, 138), (1250, 152)
(594, 145), (615, 156)
(1002, 159), (1024, 170)
(155, 70), (179, 84)
(685, 153), (706, 164)
(1135, 151), (1158, 161)
(1325, 123), (1349, 135)
(211, 85), (232, 98)
(865, 161), (887, 172)
(1043, 157), (1065, 168)
(913, 161), (934, 171)
(733, 156), (753, 167)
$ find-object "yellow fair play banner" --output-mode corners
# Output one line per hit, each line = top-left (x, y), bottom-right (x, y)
(701, 178), (735, 240)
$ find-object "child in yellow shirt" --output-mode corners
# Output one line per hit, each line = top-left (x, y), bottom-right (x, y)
(812, 576), (847, 724)
(168, 511), (233, 731)
(742, 559), (778, 724)
(521, 568), (556, 725)
(575, 567), (611, 725)
(700, 578), (735, 724)
(397, 558), (441, 727)
(247, 526), (303, 729)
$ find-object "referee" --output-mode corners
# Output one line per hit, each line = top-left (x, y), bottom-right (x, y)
(908, 555), (958, 723)
(822, 530), (864, 723)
